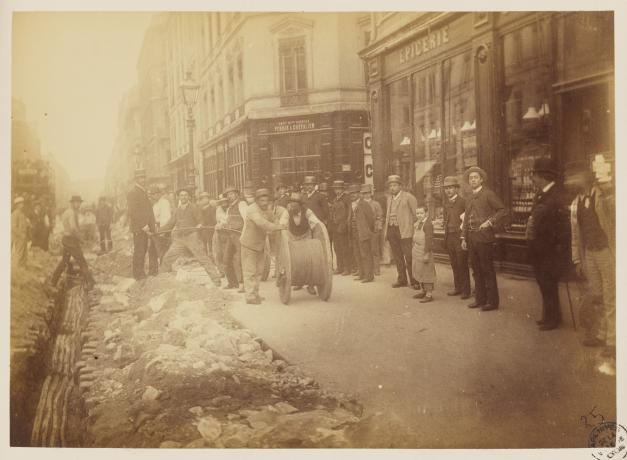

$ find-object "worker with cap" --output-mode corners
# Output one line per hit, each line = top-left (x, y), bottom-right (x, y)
(384, 175), (419, 289)
(216, 185), (248, 291)
(330, 180), (352, 275)
(302, 175), (329, 228)
(526, 157), (570, 331)
(127, 168), (158, 280)
(239, 188), (287, 304)
(564, 160), (615, 367)
(443, 176), (471, 299)
(49, 195), (95, 289)
(361, 184), (383, 276)
(461, 165), (508, 311)
(158, 188), (222, 287)
(96, 196), (114, 254)
(348, 184), (376, 282)
(11, 196), (32, 267)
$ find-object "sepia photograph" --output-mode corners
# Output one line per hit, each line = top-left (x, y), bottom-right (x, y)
(2, 0), (624, 457)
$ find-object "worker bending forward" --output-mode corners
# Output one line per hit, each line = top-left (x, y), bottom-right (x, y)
(240, 188), (287, 304)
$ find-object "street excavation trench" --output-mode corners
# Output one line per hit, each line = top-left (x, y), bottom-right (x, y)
(22, 230), (369, 448)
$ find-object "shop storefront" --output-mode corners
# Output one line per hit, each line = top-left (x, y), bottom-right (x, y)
(362, 11), (614, 273)
(200, 111), (369, 196)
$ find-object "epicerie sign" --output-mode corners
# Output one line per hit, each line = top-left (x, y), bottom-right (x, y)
(399, 26), (450, 64)
(273, 119), (315, 133)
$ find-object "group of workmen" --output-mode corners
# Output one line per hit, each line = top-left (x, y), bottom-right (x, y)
(39, 157), (615, 369)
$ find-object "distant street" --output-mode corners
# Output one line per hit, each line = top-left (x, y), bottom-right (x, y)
(231, 263), (616, 448)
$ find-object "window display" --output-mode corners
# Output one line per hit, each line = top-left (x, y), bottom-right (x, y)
(270, 133), (321, 185)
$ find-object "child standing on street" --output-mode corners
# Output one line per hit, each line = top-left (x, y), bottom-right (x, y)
(412, 205), (436, 303)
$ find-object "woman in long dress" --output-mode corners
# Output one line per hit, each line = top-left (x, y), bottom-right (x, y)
(412, 205), (436, 303)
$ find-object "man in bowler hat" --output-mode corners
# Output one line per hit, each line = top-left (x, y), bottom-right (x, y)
(526, 157), (570, 330)
(127, 169), (158, 280)
(461, 166), (508, 310)
(443, 176), (471, 299)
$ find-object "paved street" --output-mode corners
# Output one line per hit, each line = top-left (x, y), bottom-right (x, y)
(231, 262), (616, 448)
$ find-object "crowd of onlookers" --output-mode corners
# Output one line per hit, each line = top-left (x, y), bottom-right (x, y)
(13, 155), (615, 375)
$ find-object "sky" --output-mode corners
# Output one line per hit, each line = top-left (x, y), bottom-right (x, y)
(12, 12), (153, 195)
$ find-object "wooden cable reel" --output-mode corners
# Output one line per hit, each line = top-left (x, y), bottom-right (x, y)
(276, 223), (333, 304)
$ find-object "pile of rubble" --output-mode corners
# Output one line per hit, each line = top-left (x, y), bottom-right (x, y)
(80, 254), (363, 447)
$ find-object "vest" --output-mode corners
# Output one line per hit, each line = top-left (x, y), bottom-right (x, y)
(578, 193), (609, 251)
(289, 207), (310, 237)
(225, 201), (244, 230)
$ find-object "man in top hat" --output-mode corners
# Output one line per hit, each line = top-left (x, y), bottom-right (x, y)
(526, 157), (570, 331)
(348, 184), (376, 282)
(330, 180), (352, 275)
(11, 196), (32, 267)
(49, 195), (95, 289)
(461, 166), (508, 311)
(96, 196), (114, 254)
(239, 188), (287, 304)
(302, 175), (329, 227)
(127, 169), (158, 280)
(384, 175), (419, 289)
(216, 186), (248, 291)
(443, 176), (471, 299)
(361, 184), (383, 275)
(158, 188), (222, 287)
(564, 160), (615, 364)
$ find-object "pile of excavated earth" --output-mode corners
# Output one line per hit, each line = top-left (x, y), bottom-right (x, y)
(77, 227), (364, 448)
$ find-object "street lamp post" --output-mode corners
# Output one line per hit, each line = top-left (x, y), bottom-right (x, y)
(180, 71), (200, 195)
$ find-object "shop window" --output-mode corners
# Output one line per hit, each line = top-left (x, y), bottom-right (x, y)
(502, 18), (552, 231)
(227, 136), (247, 191)
(386, 77), (413, 190)
(279, 37), (308, 106)
(270, 133), (321, 186)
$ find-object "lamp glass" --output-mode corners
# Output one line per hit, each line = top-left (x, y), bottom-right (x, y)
(181, 72), (200, 107)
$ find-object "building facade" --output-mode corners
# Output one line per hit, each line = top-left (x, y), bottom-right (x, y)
(191, 12), (370, 197)
(360, 11), (614, 271)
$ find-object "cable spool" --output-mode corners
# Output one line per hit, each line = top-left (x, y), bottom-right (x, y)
(276, 223), (333, 304)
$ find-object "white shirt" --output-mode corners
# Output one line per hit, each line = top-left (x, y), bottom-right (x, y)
(153, 196), (172, 227)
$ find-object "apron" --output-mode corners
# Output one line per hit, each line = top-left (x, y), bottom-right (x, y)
(412, 221), (436, 284)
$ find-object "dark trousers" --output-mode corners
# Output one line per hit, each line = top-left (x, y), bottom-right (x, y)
(532, 256), (561, 325)
(98, 224), (112, 252)
(223, 232), (242, 287)
(468, 237), (499, 307)
(132, 230), (158, 280)
(387, 225), (416, 286)
(350, 230), (361, 274)
(358, 238), (374, 281)
(333, 231), (351, 273)
(445, 233), (470, 295)
(51, 236), (95, 286)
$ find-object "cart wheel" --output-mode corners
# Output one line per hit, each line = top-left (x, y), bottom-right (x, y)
(312, 223), (333, 301)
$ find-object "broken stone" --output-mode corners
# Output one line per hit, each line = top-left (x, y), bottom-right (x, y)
(148, 290), (174, 313)
(159, 440), (182, 448)
(185, 438), (206, 448)
(220, 423), (253, 448)
(196, 416), (222, 442)
(265, 349), (273, 361)
(188, 406), (204, 416)
(142, 386), (161, 401)
(274, 402), (299, 414)
(111, 276), (135, 292)
(210, 395), (231, 406)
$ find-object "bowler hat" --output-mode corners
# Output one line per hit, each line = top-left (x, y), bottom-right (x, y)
(255, 188), (271, 199)
(386, 175), (402, 185)
(532, 157), (559, 177)
(303, 176), (317, 185)
(223, 186), (239, 195)
(464, 166), (487, 182)
(360, 184), (373, 193)
(70, 195), (83, 203)
(443, 176), (460, 188)
(347, 184), (361, 194)
(318, 182), (328, 191)
(331, 180), (345, 189)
